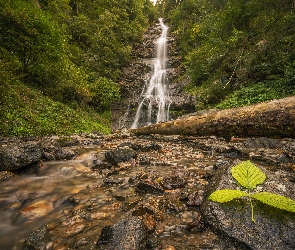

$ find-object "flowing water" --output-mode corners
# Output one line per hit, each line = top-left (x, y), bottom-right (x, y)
(0, 136), (227, 249)
(131, 18), (171, 129)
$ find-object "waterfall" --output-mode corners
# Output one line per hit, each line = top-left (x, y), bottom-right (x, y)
(131, 18), (171, 129)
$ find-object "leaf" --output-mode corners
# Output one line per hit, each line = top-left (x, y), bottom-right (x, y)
(209, 189), (248, 203)
(231, 160), (266, 189)
(252, 192), (295, 213)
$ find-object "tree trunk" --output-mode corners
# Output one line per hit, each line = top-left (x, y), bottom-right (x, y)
(132, 96), (295, 139)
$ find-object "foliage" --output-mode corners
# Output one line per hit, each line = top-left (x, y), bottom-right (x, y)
(166, 0), (295, 110)
(0, 0), (157, 136)
(209, 160), (295, 222)
(0, 78), (111, 136)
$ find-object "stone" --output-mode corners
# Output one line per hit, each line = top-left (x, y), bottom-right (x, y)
(23, 226), (47, 250)
(0, 141), (42, 171)
(105, 147), (137, 165)
(111, 217), (146, 250)
(136, 180), (164, 194)
(202, 162), (295, 249)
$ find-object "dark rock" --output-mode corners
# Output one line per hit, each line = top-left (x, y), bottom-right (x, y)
(136, 180), (164, 194)
(111, 217), (146, 250)
(23, 226), (47, 250)
(202, 162), (295, 250)
(105, 147), (137, 165)
(243, 137), (282, 149)
(118, 142), (142, 151)
(161, 176), (186, 189)
(42, 141), (76, 160)
(103, 177), (124, 186)
(0, 171), (15, 181)
(0, 141), (42, 171)
(187, 190), (205, 207)
(141, 143), (162, 152)
(97, 225), (113, 245)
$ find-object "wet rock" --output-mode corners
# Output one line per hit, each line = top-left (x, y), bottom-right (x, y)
(131, 204), (163, 220)
(0, 141), (42, 171)
(64, 222), (85, 238)
(118, 142), (143, 151)
(243, 137), (281, 149)
(187, 190), (205, 207)
(111, 217), (146, 250)
(103, 177), (124, 186)
(136, 180), (165, 194)
(97, 225), (113, 245)
(56, 137), (79, 147)
(141, 143), (162, 152)
(105, 147), (137, 165)
(0, 171), (15, 181)
(42, 141), (76, 160)
(23, 226), (47, 250)
(202, 162), (295, 250)
(161, 176), (186, 189)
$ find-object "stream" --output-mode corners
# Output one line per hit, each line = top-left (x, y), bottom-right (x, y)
(0, 133), (293, 249)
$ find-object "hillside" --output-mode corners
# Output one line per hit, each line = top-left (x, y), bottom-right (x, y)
(158, 0), (295, 110)
(0, 0), (156, 136)
(1, 0), (294, 136)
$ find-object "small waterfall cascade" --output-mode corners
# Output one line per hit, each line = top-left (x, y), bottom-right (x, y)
(131, 18), (171, 129)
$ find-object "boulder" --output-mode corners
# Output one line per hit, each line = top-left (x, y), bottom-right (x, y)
(0, 141), (42, 171)
(201, 161), (295, 250)
(105, 147), (137, 165)
(111, 217), (146, 250)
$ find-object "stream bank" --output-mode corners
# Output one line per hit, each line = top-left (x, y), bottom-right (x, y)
(0, 132), (295, 249)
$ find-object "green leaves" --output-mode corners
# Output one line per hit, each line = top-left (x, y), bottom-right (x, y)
(252, 192), (295, 213)
(209, 189), (247, 203)
(208, 160), (295, 222)
(231, 160), (266, 189)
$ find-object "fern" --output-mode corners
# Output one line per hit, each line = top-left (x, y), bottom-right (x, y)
(208, 160), (295, 222)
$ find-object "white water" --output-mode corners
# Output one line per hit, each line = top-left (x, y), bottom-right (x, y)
(131, 18), (171, 129)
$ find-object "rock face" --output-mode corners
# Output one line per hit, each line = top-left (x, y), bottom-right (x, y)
(111, 21), (195, 130)
(202, 162), (295, 250)
(0, 141), (42, 171)
(133, 96), (295, 139)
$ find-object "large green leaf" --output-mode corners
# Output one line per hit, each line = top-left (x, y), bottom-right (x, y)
(209, 189), (248, 203)
(252, 192), (295, 213)
(231, 160), (266, 189)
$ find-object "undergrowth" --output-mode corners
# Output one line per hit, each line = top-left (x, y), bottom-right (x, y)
(216, 80), (295, 109)
(0, 80), (111, 136)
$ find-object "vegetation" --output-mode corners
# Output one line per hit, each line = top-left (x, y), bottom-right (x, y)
(209, 160), (295, 222)
(0, 0), (157, 136)
(159, 0), (295, 110)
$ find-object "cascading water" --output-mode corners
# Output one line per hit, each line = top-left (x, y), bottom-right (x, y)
(131, 18), (171, 129)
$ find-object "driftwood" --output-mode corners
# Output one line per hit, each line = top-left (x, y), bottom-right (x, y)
(132, 96), (295, 139)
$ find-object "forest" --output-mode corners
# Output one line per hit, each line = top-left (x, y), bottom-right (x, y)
(0, 0), (294, 136)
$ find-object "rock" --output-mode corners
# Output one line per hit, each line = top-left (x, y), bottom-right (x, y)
(243, 137), (282, 149)
(23, 226), (47, 250)
(161, 176), (186, 189)
(0, 171), (15, 181)
(136, 180), (164, 194)
(202, 162), (295, 250)
(42, 141), (76, 160)
(97, 225), (113, 245)
(0, 141), (42, 171)
(105, 147), (137, 165)
(111, 217), (146, 250)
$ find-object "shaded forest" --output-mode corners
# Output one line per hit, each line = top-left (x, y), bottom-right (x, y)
(1, 0), (294, 136)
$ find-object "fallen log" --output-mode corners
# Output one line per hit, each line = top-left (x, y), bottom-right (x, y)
(132, 96), (295, 139)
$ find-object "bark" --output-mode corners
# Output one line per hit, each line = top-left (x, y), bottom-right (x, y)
(132, 96), (295, 139)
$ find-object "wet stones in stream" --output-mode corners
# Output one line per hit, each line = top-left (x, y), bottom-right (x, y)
(4, 133), (294, 250)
